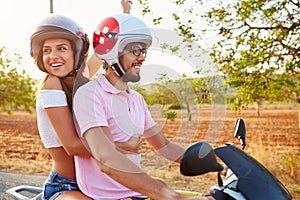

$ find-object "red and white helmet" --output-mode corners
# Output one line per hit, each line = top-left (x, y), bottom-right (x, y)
(30, 14), (89, 73)
(93, 13), (152, 73)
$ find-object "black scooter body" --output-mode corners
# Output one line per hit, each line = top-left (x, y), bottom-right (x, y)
(215, 144), (292, 200)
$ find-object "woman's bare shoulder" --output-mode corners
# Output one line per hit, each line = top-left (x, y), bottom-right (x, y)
(42, 75), (63, 90)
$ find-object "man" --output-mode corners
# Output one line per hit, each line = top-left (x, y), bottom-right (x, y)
(73, 13), (214, 200)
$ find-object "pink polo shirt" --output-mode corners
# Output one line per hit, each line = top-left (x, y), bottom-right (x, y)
(73, 74), (155, 200)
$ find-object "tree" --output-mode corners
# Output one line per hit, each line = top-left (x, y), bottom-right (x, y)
(171, 74), (197, 121)
(206, 0), (300, 114)
(0, 47), (36, 114)
(138, 0), (300, 116)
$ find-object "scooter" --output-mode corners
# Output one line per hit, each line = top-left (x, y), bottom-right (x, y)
(6, 118), (292, 200)
(180, 118), (292, 200)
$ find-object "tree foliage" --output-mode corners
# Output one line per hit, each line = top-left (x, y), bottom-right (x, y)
(137, 0), (300, 114)
(132, 72), (224, 121)
(206, 0), (300, 113)
(0, 47), (36, 114)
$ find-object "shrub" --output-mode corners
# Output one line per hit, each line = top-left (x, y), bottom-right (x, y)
(166, 111), (177, 121)
(169, 103), (185, 110)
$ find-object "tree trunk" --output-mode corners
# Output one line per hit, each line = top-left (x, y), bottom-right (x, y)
(256, 100), (262, 117)
(186, 102), (192, 121)
(298, 103), (300, 134)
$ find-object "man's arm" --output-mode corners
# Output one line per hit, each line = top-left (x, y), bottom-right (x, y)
(84, 126), (185, 199)
(144, 125), (185, 163)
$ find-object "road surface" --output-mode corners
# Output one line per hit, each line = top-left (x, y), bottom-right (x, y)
(0, 170), (46, 200)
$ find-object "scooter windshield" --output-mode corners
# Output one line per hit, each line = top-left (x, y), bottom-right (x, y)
(215, 145), (292, 200)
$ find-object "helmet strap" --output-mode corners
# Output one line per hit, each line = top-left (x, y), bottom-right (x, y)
(61, 69), (77, 79)
(60, 78), (73, 111)
(111, 63), (125, 77)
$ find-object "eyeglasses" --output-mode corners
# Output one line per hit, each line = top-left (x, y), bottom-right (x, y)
(126, 45), (147, 58)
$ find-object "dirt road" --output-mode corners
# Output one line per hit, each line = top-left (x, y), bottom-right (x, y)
(0, 170), (46, 200)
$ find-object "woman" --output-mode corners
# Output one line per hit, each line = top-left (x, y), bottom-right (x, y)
(31, 14), (92, 200)
(30, 2), (139, 200)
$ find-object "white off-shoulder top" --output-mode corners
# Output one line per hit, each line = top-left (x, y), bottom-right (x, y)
(36, 90), (68, 148)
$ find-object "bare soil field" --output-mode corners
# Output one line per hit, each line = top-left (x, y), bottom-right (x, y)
(0, 104), (299, 199)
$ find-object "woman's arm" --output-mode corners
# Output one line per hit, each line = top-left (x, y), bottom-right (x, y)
(42, 75), (91, 157)
(121, 0), (132, 13)
(45, 106), (91, 156)
(46, 105), (143, 156)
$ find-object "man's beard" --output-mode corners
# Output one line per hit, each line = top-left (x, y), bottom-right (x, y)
(121, 70), (141, 82)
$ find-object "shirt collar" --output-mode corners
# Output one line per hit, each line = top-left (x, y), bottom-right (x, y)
(97, 74), (131, 94)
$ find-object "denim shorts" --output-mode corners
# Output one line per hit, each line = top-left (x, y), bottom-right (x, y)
(43, 170), (80, 200)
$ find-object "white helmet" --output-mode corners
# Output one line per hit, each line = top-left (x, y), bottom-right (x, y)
(93, 13), (152, 76)
(30, 14), (89, 73)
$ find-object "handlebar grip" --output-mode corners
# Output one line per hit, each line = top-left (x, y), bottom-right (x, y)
(208, 190), (234, 200)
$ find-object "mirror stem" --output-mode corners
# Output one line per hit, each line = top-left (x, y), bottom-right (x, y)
(217, 171), (223, 187)
(239, 136), (246, 150)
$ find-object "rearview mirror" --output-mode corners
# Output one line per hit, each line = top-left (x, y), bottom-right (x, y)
(234, 118), (246, 149)
(180, 142), (223, 176)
